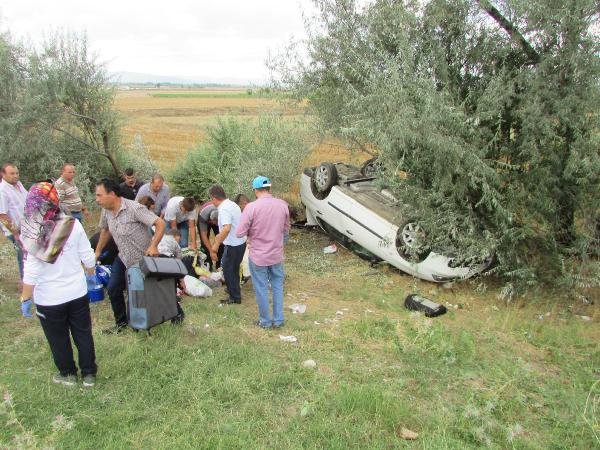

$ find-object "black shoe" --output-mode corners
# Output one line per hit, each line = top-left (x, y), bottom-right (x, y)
(255, 320), (271, 329)
(272, 323), (284, 329)
(101, 323), (127, 335)
(220, 298), (241, 305)
(171, 313), (185, 325)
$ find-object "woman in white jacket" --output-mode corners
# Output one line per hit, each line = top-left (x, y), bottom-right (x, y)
(19, 181), (98, 387)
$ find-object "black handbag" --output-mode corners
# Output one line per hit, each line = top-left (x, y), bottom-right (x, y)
(139, 256), (188, 279)
(404, 294), (447, 317)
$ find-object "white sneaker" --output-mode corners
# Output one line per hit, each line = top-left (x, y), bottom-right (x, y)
(82, 374), (96, 387)
(52, 374), (77, 386)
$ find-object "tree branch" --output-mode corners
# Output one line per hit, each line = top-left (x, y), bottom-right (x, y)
(45, 121), (120, 175)
(45, 107), (121, 176)
(37, 118), (100, 153)
(101, 129), (121, 177)
(62, 108), (98, 125)
(350, 136), (377, 156)
(477, 0), (540, 64)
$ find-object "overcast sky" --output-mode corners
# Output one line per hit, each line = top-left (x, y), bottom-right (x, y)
(0, 0), (313, 84)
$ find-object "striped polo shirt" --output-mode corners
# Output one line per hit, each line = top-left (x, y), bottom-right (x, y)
(55, 177), (83, 213)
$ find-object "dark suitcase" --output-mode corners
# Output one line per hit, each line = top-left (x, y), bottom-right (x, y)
(404, 294), (447, 317)
(127, 265), (179, 330)
(139, 256), (187, 279)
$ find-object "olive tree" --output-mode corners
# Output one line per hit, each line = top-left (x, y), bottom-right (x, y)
(272, 0), (600, 293)
(0, 29), (154, 199)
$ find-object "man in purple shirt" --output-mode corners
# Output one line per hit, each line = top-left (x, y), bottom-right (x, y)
(236, 176), (290, 328)
(0, 163), (27, 279)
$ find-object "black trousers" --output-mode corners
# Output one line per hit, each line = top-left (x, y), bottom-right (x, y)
(36, 295), (97, 377)
(107, 256), (128, 326)
(221, 243), (246, 301)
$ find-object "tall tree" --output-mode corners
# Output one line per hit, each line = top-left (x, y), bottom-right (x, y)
(273, 0), (600, 291)
(0, 30), (126, 189)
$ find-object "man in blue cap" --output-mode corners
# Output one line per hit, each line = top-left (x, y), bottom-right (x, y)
(236, 176), (290, 328)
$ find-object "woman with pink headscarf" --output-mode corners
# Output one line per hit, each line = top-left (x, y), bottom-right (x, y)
(19, 181), (98, 387)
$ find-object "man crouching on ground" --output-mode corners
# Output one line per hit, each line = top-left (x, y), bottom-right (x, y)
(236, 176), (290, 329)
(94, 178), (165, 334)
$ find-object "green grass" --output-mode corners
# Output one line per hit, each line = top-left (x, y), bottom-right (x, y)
(0, 228), (598, 448)
(150, 92), (257, 99)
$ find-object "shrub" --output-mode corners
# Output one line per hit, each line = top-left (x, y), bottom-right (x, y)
(116, 134), (158, 183)
(170, 114), (312, 200)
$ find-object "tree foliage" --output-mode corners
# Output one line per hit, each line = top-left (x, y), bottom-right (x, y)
(170, 114), (313, 200)
(0, 28), (153, 203)
(272, 0), (600, 293)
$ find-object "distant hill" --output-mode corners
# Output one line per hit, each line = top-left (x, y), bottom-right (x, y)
(109, 71), (261, 87)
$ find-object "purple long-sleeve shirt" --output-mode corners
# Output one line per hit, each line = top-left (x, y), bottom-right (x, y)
(236, 194), (290, 266)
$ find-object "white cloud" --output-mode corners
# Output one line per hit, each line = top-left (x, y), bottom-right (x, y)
(0, 0), (313, 83)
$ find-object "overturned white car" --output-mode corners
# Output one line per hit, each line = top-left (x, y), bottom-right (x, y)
(300, 161), (491, 283)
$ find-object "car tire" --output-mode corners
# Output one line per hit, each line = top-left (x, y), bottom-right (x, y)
(360, 157), (384, 177)
(396, 220), (430, 263)
(310, 162), (338, 199)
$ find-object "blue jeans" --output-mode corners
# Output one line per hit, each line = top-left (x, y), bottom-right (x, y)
(249, 259), (285, 327)
(107, 256), (127, 326)
(168, 220), (189, 247)
(7, 235), (24, 280)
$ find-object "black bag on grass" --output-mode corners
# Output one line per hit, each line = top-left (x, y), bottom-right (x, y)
(404, 294), (447, 317)
(139, 256), (187, 279)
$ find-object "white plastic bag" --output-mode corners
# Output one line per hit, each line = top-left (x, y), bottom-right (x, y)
(323, 243), (337, 254)
(289, 303), (307, 314)
(182, 275), (213, 297)
(209, 270), (224, 282)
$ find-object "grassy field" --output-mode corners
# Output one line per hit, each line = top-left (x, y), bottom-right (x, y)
(0, 228), (598, 448)
(0, 89), (597, 448)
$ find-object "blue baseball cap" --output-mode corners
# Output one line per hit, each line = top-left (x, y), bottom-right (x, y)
(252, 176), (272, 189)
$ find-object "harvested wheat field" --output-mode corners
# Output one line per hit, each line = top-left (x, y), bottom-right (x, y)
(115, 88), (314, 170)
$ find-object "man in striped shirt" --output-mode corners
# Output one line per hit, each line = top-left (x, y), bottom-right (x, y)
(55, 164), (88, 223)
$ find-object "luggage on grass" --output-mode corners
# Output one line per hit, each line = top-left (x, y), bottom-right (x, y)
(139, 256), (188, 279)
(127, 265), (179, 331)
(404, 294), (447, 317)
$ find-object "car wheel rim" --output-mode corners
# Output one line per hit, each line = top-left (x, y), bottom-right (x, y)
(401, 223), (424, 251)
(314, 166), (329, 190)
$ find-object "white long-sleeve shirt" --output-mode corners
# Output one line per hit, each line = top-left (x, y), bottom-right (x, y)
(23, 220), (96, 306)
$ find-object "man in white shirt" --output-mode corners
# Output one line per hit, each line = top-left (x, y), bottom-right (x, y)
(208, 184), (246, 305)
(163, 196), (197, 249)
(0, 163), (27, 279)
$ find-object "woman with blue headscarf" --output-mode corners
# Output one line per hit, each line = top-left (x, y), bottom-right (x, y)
(19, 181), (98, 387)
